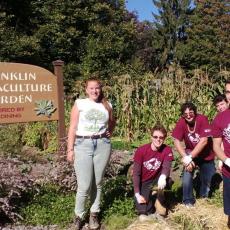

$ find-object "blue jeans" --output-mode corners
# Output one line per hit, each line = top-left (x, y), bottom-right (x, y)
(182, 160), (215, 205)
(73, 137), (111, 218)
(223, 175), (230, 215)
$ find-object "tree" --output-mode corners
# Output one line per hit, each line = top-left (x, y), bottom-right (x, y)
(152, 0), (192, 69)
(181, 0), (230, 72)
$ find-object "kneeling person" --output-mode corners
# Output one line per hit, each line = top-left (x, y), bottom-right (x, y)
(132, 124), (173, 216)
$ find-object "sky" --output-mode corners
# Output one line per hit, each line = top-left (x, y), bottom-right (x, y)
(125, 0), (158, 22)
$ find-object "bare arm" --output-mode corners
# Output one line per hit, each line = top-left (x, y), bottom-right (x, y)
(174, 138), (195, 171)
(174, 138), (186, 157)
(67, 105), (79, 162)
(190, 137), (208, 158)
(106, 110), (116, 137)
(213, 137), (228, 162)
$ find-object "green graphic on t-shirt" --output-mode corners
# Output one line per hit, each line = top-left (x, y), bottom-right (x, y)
(84, 108), (106, 131)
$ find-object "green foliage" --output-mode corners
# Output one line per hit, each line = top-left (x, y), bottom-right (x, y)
(111, 139), (133, 150)
(22, 121), (57, 152)
(80, 67), (226, 142)
(0, 124), (24, 156)
(0, 0), (229, 82)
(102, 176), (132, 205)
(103, 198), (136, 219)
(181, 1), (230, 72)
(208, 188), (223, 207)
(103, 214), (134, 230)
(20, 185), (75, 227)
(22, 122), (45, 148)
(172, 152), (181, 171)
(111, 138), (150, 150)
(152, 0), (192, 67)
(101, 176), (136, 229)
(170, 180), (183, 202)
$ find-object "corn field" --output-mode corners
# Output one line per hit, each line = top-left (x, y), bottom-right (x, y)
(72, 66), (230, 141)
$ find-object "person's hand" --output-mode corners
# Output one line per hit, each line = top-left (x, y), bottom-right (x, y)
(182, 155), (192, 166)
(135, 193), (146, 204)
(224, 158), (230, 167)
(218, 160), (223, 172)
(158, 174), (166, 190)
(105, 130), (111, 138)
(185, 161), (195, 172)
(67, 149), (74, 162)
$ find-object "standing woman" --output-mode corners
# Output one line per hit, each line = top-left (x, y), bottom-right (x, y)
(67, 79), (115, 230)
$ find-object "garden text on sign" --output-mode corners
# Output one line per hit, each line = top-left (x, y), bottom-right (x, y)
(0, 62), (58, 123)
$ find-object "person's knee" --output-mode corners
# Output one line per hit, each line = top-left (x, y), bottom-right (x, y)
(183, 175), (192, 187)
(77, 184), (91, 195)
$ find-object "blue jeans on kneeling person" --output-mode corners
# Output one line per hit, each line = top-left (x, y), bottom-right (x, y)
(182, 159), (215, 205)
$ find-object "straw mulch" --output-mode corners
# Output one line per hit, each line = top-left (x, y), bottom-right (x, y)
(126, 199), (229, 230)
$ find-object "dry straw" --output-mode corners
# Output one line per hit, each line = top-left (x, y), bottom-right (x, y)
(126, 199), (228, 230)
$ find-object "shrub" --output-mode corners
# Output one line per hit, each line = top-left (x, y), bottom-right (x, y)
(103, 198), (136, 219)
(0, 124), (24, 157)
(0, 157), (35, 222)
(20, 185), (75, 227)
(22, 121), (58, 152)
(101, 175), (133, 213)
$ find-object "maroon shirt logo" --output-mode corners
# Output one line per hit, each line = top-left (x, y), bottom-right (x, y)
(188, 133), (200, 143)
(143, 158), (161, 171)
(223, 124), (230, 144)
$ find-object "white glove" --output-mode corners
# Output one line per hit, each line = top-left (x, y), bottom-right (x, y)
(182, 155), (192, 166)
(224, 158), (230, 167)
(135, 193), (145, 204)
(157, 174), (167, 190)
(218, 160), (223, 171)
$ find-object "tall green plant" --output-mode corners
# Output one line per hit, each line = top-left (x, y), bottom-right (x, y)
(72, 67), (230, 141)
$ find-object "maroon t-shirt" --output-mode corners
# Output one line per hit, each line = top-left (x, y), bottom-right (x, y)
(133, 143), (174, 182)
(212, 109), (230, 178)
(172, 114), (214, 161)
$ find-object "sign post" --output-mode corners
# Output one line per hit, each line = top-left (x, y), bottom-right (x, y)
(52, 60), (66, 144)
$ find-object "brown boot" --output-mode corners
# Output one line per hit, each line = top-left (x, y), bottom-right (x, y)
(74, 216), (82, 230)
(89, 212), (100, 230)
(154, 190), (167, 217)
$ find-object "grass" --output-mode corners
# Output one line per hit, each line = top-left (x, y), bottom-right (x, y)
(111, 137), (150, 151)
(20, 185), (75, 227)
(104, 214), (135, 230)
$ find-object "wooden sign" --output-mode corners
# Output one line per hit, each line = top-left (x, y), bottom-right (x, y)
(0, 63), (59, 123)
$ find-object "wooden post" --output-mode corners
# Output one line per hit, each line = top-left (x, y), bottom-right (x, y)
(52, 60), (66, 152)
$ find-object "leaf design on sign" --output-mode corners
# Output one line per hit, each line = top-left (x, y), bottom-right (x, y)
(34, 100), (56, 118)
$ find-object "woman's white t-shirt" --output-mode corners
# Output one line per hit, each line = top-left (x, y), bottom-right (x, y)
(75, 98), (111, 136)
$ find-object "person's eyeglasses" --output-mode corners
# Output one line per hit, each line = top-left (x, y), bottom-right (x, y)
(183, 111), (195, 118)
(152, 135), (164, 140)
(225, 90), (230, 94)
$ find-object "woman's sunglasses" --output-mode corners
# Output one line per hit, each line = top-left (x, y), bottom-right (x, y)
(152, 135), (164, 140)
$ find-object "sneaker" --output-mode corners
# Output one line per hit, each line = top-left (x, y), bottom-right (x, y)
(139, 214), (156, 222)
(74, 216), (82, 230)
(89, 212), (100, 230)
(184, 203), (195, 209)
